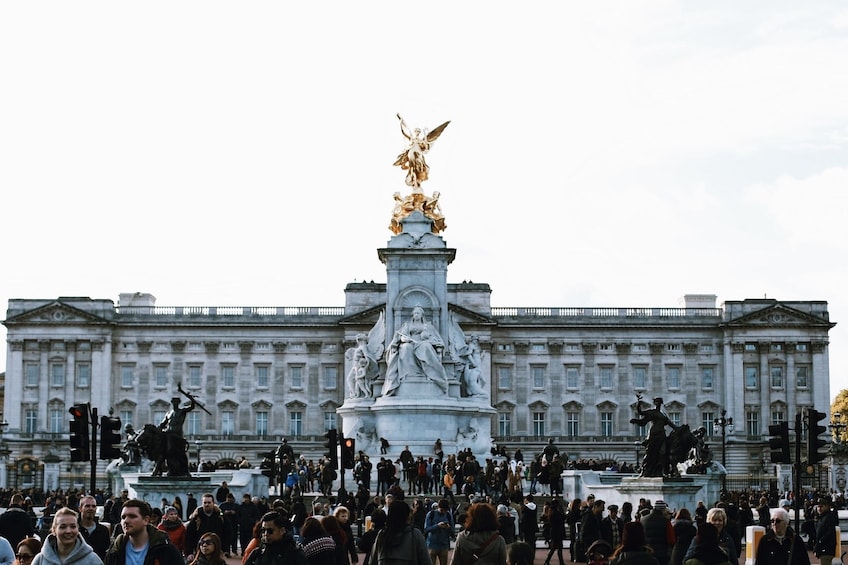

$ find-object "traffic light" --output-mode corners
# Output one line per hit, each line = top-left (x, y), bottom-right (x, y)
(99, 415), (123, 460)
(341, 437), (356, 469)
(768, 422), (791, 464)
(324, 429), (339, 470)
(807, 408), (829, 464)
(69, 403), (90, 462)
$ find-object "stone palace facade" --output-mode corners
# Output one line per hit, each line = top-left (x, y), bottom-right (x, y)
(1, 286), (835, 491)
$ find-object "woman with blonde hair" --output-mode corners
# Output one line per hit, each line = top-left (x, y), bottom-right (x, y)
(31, 508), (101, 565)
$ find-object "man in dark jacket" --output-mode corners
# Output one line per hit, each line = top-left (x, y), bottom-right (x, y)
(104, 499), (184, 565)
(814, 498), (838, 565)
(0, 493), (35, 550)
(640, 500), (674, 565)
(579, 499), (605, 563)
(240, 494), (264, 552)
(245, 511), (308, 565)
(520, 495), (538, 546)
(755, 507), (810, 565)
(79, 495), (111, 559)
(600, 504), (623, 549)
(186, 493), (232, 555)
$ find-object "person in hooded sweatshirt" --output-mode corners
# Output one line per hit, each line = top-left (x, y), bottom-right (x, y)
(31, 508), (103, 565)
(449, 503), (506, 565)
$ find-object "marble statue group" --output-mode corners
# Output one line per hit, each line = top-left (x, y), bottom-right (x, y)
(345, 308), (487, 401)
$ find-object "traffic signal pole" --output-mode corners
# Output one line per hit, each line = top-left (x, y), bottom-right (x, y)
(90, 406), (98, 494)
(794, 411), (802, 535)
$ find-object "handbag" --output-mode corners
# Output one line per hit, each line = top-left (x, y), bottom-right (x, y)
(464, 532), (501, 564)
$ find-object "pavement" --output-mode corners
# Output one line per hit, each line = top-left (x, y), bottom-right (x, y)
(221, 541), (828, 565)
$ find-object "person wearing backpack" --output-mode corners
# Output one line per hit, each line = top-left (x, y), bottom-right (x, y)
(424, 500), (454, 565)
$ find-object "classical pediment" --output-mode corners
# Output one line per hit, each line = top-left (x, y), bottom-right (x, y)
(4, 301), (111, 326)
(722, 303), (832, 329)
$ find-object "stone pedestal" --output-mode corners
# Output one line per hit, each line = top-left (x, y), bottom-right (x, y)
(122, 469), (269, 507)
(338, 381), (495, 460)
(561, 469), (724, 514)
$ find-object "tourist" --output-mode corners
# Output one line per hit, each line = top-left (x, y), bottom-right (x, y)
(1, 536), (14, 565)
(186, 494), (232, 556)
(682, 508), (735, 565)
(298, 518), (336, 565)
(608, 522), (659, 565)
(104, 499), (185, 565)
(368, 501), (428, 565)
(496, 505), (515, 545)
(356, 510), (386, 565)
(188, 533), (226, 565)
(640, 500), (673, 565)
(450, 503), (506, 565)
(15, 538), (42, 565)
(754, 508), (809, 565)
(240, 522), (263, 565)
(681, 524), (731, 565)
(506, 542), (533, 565)
(31, 508), (101, 565)
(542, 498), (566, 565)
(244, 511), (307, 565)
(424, 499), (454, 565)
(331, 507), (358, 565)
(520, 495), (537, 546)
(813, 498), (838, 565)
(579, 499), (606, 564)
(669, 509), (695, 565)
(158, 506), (187, 556)
(0, 494), (36, 550)
(565, 499), (582, 562)
(78, 495), (111, 560)
(601, 504), (624, 552)
(320, 516), (349, 565)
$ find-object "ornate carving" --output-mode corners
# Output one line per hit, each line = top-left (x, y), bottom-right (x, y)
(92, 339), (105, 352)
(683, 343), (698, 353)
(272, 341), (288, 353)
(170, 340), (186, 353)
(306, 342), (322, 354)
(9, 340), (24, 351)
(615, 343), (631, 355)
(548, 341), (564, 355)
(649, 343), (664, 354)
(731, 342), (745, 353)
(581, 342), (597, 353)
(137, 341), (153, 353)
(238, 341), (254, 354)
(514, 342), (530, 354)
(812, 341), (828, 353)
(203, 341), (219, 354)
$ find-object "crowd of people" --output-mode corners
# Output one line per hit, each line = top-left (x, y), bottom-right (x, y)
(2, 443), (846, 565)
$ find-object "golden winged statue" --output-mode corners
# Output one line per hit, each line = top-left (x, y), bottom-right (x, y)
(393, 114), (450, 190)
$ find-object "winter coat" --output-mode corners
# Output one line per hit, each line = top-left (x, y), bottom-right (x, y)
(609, 549), (660, 565)
(104, 525), (184, 565)
(367, 526), (429, 565)
(449, 530), (506, 565)
(32, 535), (103, 565)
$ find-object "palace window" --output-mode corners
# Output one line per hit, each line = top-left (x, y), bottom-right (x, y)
(256, 411), (269, 437)
(121, 365), (134, 388)
(770, 366), (784, 389)
(796, 343), (808, 352)
(498, 413), (511, 436)
(745, 343), (757, 351)
(50, 408), (63, 434)
(599, 366), (613, 389)
(600, 412), (614, 437)
(221, 365), (236, 389)
(120, 410), (133, 429)
(76, 363), (90, 388)
(290, 412), (303, 437)
(256, 365), (270, 388)
(25, 409), (37, 434)
(771, 410), (785, 426)
(796, 366), (809, 388)
(26, 363), (39, 387)
(566, 367), (579, 389)
(702, 412), (715, 437)
(324, 411), (337, 431)
(667, 366), (681, 389)
(324, 366), (338, 390)
(290, 366), (303, 389)
(51, 363), (65, 387)
(532, 412), (545, 437)
(531, 366), (545, 389)
(188, 365), (202, 388)
(668, 411), (681, 428)
(746, 410), (760, 436)
(187, 412), (201, 435)
(566, 412), (580, 436)
(745, 366), (759, 389)
(498, 366), (512, 389)
(222, 411), (234, 436)
(701, 367), (714, 389)
(633, 367), (647, 389)
(154, 365), (168, 388)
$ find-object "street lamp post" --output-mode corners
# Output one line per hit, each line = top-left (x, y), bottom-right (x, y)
(714, 409), (734, 491)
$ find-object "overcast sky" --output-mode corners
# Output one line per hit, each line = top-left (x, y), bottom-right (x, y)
(2, 2), (847, 400)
